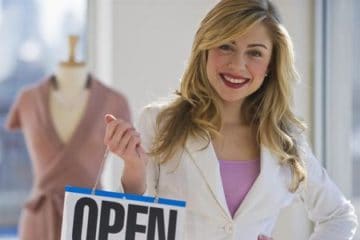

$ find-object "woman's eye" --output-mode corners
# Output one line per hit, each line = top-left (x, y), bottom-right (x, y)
(218, 44), (233, 51)
(248, 50), (262, 57)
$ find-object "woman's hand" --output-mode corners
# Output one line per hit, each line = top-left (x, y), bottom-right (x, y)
(104, 114), (147, 194)
(258, 235), (273, 240)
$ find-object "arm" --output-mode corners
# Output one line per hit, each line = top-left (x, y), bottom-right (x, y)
(104, 114), (146, 194)
(298, 137), (358, 239)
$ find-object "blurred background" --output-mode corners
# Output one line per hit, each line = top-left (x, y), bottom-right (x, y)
(0, 0), (359, 239)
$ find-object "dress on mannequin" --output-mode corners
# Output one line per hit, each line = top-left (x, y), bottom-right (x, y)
(5, 36), (131, 240)
(50, 63), (91, 144)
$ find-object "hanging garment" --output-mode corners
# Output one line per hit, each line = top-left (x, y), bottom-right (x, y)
(5, 76), (131, 240)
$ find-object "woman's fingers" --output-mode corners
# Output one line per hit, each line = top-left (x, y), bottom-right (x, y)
(115, 128), (138, 155)
(104, 114), (146, 194)
(104, 114), (142, 159)
(115, 128), (132, 154)
(125, 134), (141, 156)
(104, 117), (131, 145)
(104, 119), (120, 145)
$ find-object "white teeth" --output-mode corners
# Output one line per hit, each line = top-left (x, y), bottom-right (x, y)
(223, 75), (247, 84)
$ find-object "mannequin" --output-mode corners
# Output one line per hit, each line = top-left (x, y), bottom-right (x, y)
(5, 35), (131, 240)
(49, 35), (89, 143)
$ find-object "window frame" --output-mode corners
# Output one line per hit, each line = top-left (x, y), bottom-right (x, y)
(314, 0), (359, 237)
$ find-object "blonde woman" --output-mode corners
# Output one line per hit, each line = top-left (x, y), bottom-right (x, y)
(104, 0), (358, 239)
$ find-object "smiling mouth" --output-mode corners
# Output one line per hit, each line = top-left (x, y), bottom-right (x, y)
(220, 74), (250, 89)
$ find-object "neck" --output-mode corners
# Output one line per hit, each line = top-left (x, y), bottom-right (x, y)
(54, 64), (88, 94)
(220, 100), (245, 127)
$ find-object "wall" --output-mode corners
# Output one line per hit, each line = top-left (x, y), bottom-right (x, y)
(112, 1), (218, 119)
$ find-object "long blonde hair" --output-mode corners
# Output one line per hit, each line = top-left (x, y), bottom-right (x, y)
(151, 0), (306, 192)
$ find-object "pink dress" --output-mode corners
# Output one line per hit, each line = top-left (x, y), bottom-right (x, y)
(5, 76), (131, 240)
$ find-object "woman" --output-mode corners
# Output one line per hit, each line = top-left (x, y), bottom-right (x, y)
(104, 0), (358, 239)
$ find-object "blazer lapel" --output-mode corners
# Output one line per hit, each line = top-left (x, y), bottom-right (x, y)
(233, 145), (292, 220)
(184, 137), (292, 222)
(184, 135), (232, 219)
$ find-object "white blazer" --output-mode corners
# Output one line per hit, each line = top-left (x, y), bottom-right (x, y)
(125, 102), (358, 240)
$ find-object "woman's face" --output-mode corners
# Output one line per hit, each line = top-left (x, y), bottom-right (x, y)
(206, 22), (273, 106)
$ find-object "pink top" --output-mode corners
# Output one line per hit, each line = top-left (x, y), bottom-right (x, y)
(219, 159), (260, 218)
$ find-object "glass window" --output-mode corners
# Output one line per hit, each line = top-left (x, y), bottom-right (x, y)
(322, 0), (360, 238)
(0, 0), (87, 235)
(350, 1), (360, 200)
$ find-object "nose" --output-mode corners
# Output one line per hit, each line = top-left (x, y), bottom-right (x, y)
(228, 52), (247, 71)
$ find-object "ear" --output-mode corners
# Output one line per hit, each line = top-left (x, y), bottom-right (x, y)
(264, 71), (270, 78)
(265, 68), (272, 78)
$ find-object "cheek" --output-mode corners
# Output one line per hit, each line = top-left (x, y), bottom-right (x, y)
(207, 51), (227, 74)
(248, 61), (269, 78)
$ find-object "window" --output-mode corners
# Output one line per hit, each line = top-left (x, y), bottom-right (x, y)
(0, 0), (87, 236)
(316, 0), (360, 238)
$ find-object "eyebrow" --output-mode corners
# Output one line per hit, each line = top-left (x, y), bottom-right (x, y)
(230, 41), (269, 50)
(247, 43), (268, 49)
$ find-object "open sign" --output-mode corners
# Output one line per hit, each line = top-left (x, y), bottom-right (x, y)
(61, 186), (186, 240)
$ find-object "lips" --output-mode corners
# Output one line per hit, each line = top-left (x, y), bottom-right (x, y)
(220, 73), (250, 89)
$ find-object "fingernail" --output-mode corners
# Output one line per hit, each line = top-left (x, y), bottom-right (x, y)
(104, 114), (116, 123)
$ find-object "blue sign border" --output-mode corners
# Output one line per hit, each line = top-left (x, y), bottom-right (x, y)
(65, 186), (186, 207)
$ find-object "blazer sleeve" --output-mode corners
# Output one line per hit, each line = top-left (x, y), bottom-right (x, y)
(5, 89), (26, 130)
(136, 105), (160, 197)
(297, 136), (358, 239)
(118, 104), (160, 196)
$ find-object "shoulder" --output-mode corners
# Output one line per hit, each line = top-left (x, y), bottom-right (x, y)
(5, 79), (48, 130)
(15, 78), (49, 103)
(139, 97), (176, 119)
(292, 132), (328, 190)
(294, 132), (314, 161)
(136, 97), (175, 141)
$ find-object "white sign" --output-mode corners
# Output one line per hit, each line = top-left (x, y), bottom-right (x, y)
(61, 186), (186, 240)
